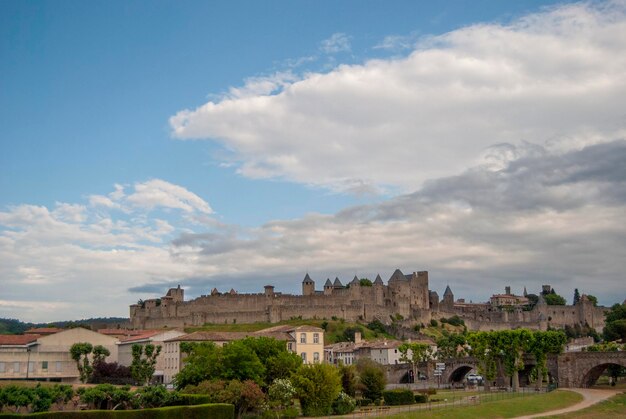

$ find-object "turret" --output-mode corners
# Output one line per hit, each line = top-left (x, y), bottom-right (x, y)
(323, 279), (333, 295)
(302, 273), (315, 296)
(264, 285), (275, 297)
(442, 285), (454, 308)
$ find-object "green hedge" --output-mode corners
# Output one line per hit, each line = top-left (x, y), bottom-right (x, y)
(414, 393), (428, 403)
(175, 394), (213, 405)
(382, 389), (415, 406)
(0, 403), (233, 419)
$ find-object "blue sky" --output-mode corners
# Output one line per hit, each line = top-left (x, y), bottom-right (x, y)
(1, 1), (625, 322)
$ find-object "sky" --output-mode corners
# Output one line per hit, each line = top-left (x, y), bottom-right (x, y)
(1, 0), (625, 322)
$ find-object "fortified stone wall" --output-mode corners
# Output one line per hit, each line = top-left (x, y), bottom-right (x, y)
(130, 270), (608, 332)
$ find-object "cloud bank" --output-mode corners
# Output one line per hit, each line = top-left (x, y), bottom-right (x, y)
(171, 2), (626, 193)
(2, 141), (625, 321)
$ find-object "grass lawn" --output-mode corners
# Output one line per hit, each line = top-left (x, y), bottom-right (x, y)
(386, 390), (582, 419)
(540, 391), (626, 418)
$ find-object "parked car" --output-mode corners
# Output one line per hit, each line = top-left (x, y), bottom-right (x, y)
(467, 373), (483, 384)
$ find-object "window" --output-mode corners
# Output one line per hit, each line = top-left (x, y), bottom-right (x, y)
(13, 362), (20, 373)
(56, 361), (62, 372)
(301, 352), (307, 362)
(300, 333), (307, 344)
(41, 361), (48, 370)
(28, 361), (34, 372)
(0, 362), (5, 373)
(313, 333), (319, 344)
(313, 352), (320, 363)
(287, 342), (293, 351)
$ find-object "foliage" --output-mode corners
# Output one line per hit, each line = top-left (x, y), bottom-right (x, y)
(430, 319), (438, 327)
(583, 341), (625, 352)
(604, 303), (626, 342)
(367, 319), (387, 334)
(414, 393), (428, 403)
(220, 380), (266, 419)
(268, 378), (296, 408)
(359, 278), (373, 287)
(399, 342), (434, 382)
(528, 330), (567, 389)
(91, 361), (133, 385)
(563, 323), (600, 342)
(586, 294), (598, 306)
(383, 389), (415, 406)
(341, 326), (365, 343)
(78, 384), (134, 410)
(339, 364), (358, 397)
(544, 293), (566, 306)
(573, 289), (580, 305)
(436, 334), (468, 359)
(356, 359), (386, 402)
(70, 342), (95, 383)
(135, 385), (180, 409)
(92, 345), (110, 366)
(440, 316), (465, 327)
(1, 385), (33, 413)
(0, 404), (235, 418)
(332, 391), (356, 414)
(131, 344), (162, 385)
(291, 363), (341, 416)
(175, 337), (300, 390)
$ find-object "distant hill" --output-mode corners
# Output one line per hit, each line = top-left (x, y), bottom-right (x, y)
(0, 317), (130, 334)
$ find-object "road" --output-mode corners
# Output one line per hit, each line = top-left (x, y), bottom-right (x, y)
(514, 388), (621, 418)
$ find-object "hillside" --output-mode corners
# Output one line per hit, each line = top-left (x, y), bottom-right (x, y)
(0, 317), (130, 334)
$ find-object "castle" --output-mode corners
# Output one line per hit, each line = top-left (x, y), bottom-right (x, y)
(130, 269), (607, 332)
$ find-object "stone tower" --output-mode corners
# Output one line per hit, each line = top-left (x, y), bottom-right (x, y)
(442, 285), (454, 309)
(302, 273), (315, 296)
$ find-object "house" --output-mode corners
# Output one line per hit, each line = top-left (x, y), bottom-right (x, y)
(0, 328), (118, 383)
(116, 329), (186, 384)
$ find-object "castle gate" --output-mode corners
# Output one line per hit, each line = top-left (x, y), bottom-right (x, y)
(554, 351), (626, 388)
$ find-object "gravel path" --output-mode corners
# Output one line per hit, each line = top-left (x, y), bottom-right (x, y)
(514, 388), (621, 418)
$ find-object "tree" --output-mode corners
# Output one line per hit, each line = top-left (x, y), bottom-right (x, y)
(130, 343), (162, 386)
(265, 350), (302, 384)
(467, 331), (498, 391)
(92, 345), (110, 366)
(604, 303), (626, 342)
(220, 380), (266, 419)
(359, 278), (373, 287)
(528, 330), (566, 389)
(2, 385), (33, 413)
(496, 329), (535, 391)
(220, 340), (265, 385)
(292, 363), (341, 416)
(70, 342), (94, 383)
(573, 288), (580, 305)
(355, 359), (386, 402)
(339, 364), (358, 397)
(268, 378), (296, 409)
(544, 293), (566, 306)
(398, 342), (433, 381)
(436, 334), (468, 360)
(175, 342), (222, 389)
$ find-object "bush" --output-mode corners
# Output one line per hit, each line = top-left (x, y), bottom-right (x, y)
(332, 392), (356, 415)
(416, 388), (437, 395)
(176, 394), (213, 405)
(382, 389), (415, 406)
(430, 319), (438, 327)
(414, 394), (428, 403)
(0, 403), (234, 418)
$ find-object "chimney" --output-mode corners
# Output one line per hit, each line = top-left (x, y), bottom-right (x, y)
(354, 331), (362, 344)
(505, 286), (511, 295)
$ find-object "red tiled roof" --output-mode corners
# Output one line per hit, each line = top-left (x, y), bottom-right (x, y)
(24, 327), (62, 335)
(0, 334), (41, 345)
(98, 329), (145, 336)
(119, 330), (163, 343)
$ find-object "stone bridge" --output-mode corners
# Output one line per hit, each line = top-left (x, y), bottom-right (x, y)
(553, 351), (626, 388)
(410, 351), (626, 388)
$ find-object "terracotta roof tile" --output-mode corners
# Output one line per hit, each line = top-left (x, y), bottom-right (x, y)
(0, 334), (41, 345)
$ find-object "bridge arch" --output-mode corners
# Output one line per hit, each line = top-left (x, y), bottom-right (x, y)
(447, 364), (474, 383)
(580, 360), (626, 387)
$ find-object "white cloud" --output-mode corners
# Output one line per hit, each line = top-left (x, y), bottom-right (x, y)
(171, 2), (626, 193)
(320, 33), (351, 53)
(126, 179), (213, 214)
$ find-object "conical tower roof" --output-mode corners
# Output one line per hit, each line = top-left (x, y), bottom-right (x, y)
(374, 274), (383, 285)
(444, 285), (453, 296)
(333, 277), (343, 287)
(350, 276), (360, 285)
(302, 273), (313, 283)
(324, 278), (332, 287)
(389, 268), (406, 282)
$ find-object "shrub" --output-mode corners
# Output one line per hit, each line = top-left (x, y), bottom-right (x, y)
(414, 394), (428, 403)
(176, 394), (213, 405)
(332, 392), (356, 415)
(430, 319), (438, 327)
(382, 389), (415, 406)
(0, 403), (234, 418)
